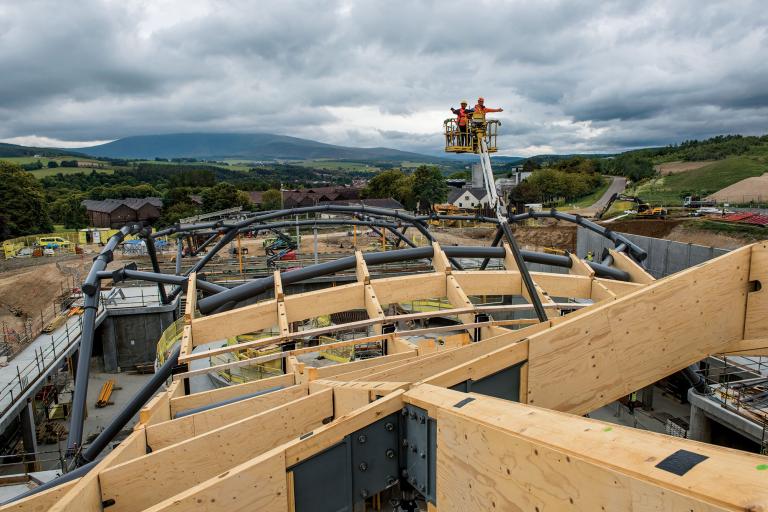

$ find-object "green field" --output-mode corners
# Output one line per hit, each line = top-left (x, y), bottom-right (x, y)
(0, 156), (115, 178)
(28, 167), (114, 178)
(569, 177), (611, 208)
(291, 160), (382, 171)
(630, 156), (767, 204)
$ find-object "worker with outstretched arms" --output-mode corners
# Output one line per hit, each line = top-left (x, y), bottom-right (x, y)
(472, 96), (503, 121)
(450, 100), (473, 146)
(470, 97), (503, 150)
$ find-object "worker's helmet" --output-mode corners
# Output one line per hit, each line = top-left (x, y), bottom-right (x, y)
(478, 96), (485, 102)
(461, 100), (468, 105)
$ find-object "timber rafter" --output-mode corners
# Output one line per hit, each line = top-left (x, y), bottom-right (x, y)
(10, 230), (768, 511)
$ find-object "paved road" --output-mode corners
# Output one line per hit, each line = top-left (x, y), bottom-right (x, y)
(590, 176), (627, 213)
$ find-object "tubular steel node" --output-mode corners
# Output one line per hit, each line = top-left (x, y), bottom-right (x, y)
(6, 204), (768, 512)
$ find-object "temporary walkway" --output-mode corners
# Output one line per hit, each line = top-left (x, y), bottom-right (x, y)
(0, 286), (171, 434)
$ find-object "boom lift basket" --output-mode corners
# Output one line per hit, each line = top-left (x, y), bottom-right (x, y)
(444, 118), (499, 154)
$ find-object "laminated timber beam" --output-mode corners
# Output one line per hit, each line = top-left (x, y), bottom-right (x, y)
(97, 390), (333, 512)
(186, 267), (641, 356)
(406, 386), (768, 512)
(23, 242), (768, 511)
(58, 385), (768, 512)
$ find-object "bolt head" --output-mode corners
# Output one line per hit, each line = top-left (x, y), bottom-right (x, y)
(357, 434), (367, 444)
(401, 407), (408, 416)
(402, 438), (409, 447)
(359, 462), (368, 472)
(420, 451), (426, 459)
(360, 489), (369, 498)
(386, 449), (395, 459)
(384, 422), (394, 431)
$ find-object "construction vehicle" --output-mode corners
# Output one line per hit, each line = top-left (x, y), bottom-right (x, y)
(37, 236), (73, 249)
(596, 193), (667, 219)
(263, 229), (299, 268)
(683, 195), (717, 208)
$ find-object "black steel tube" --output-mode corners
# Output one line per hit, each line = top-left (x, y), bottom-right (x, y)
(198, 247), (439, 313)
(67, 224), (142, 458)
(480, 226), (504, 270)
(195, 277), (229, 294)
(191, 232), (220, 257)
(174, 386), (284, 418)
(682, 365), (710, 394)
(80, 345), (182, 465)
(362, 246), (433, 266)
(65, 289), (99, 458)
(1, 460), (98, 505)
(143, 233), (169, 305)
(586, 261), (631, 281)
(175, 239), (183, 275)
(196, 244), (618, 313)
(443, 246), (506, 259)
(500, 221), (548, 322)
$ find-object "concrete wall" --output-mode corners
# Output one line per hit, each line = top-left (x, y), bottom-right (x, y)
(576, 227), (730, 278)
(98, 309), (175, 372)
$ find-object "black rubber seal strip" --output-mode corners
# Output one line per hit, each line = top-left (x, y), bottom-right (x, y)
(655, 449), (708, 476)
(453, 397), (476, 409)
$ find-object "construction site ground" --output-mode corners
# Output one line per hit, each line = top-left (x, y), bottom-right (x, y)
(0, 258), (89, 353)
(0, 218), (749, 350)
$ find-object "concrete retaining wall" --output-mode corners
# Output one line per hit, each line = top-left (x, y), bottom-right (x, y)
(576, 227), (730, 278)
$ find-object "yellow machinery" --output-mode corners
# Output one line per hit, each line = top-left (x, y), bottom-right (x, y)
(444, 117), (500, 153)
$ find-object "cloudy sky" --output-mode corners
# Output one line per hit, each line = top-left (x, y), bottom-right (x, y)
(1, 0), (767, 156)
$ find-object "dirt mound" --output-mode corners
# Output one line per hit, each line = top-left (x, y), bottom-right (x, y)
(654, 161), (714, 175)
(665, 225), (748, 250)
(706, 173), (768, 203)
(602, 219), (685, 239)
(0, 258), (89, 338)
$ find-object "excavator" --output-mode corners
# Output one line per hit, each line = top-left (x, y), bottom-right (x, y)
(596, 193), (668, 220)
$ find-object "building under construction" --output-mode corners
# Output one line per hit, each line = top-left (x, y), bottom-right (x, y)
(1, 116), (767, 511)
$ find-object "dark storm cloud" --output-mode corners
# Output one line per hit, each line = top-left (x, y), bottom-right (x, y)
(0, 0), (767, 154)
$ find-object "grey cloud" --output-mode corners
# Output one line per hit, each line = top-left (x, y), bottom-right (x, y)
(0, 0), (767, 155)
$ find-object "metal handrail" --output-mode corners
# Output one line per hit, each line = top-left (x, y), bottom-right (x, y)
(0, 289), (163, 421)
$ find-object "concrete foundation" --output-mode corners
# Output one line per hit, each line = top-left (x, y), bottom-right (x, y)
(688, 389), (764, 451)
(98, 302), (177, 372)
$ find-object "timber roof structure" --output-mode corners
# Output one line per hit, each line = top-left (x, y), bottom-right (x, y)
(5, 204), (768, 512)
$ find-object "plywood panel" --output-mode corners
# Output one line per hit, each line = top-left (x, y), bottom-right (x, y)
(147, 385), (308, 450)
(373, 273), (446, 305)
(285, 282), (365, 322)
(170, 373), (294, 417)
(745, 242), (768, 339)
(142, 450), (288, 512)
(527, 246), (752, 415)
(99, 391), (332, 512)
(192, 299), (278, 345)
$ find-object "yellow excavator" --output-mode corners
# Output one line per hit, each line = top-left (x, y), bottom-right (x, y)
(597, 193), (667, 220)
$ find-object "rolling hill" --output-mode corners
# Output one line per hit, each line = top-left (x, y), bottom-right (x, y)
(0, 142), (80, 158)
(72, 133), (448, 163)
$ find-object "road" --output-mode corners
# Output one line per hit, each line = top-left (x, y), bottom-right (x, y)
(569, 176), (627, 218)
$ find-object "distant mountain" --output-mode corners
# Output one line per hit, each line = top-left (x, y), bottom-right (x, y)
(72, 133), (447, 163)
(0, 142), (81, 158)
